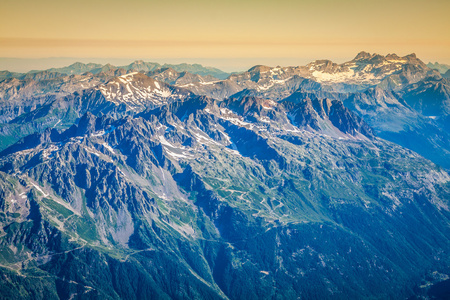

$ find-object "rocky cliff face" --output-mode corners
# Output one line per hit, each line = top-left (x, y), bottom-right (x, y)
(400, 77), (450, 116)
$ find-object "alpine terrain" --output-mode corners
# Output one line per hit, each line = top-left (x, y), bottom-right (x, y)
(0, 54), (449, 299)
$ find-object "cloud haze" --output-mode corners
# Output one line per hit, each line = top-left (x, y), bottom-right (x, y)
(1, 0), (449, 70)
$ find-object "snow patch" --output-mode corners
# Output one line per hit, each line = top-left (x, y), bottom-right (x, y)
(30, 182), (49, 197)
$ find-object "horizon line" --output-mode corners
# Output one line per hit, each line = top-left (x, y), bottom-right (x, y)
(1, 54), (449, 74)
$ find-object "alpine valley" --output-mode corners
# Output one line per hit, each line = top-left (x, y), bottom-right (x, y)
(0, 52), (449, 299)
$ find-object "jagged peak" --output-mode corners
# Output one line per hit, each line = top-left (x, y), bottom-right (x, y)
(247, 65), (272, 73)
(385, 53), (401, 60)
(353, 51), (396, 62)
(353, 51), (421, 63)
(354, 51), (373, 60)
(405, 53), (417, 59)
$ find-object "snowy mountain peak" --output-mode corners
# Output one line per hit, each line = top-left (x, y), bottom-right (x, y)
(98, 72), (190, 109)
(307, 52), (434, 86)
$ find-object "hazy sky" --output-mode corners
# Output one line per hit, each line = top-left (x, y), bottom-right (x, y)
(1, 0), (449, 71)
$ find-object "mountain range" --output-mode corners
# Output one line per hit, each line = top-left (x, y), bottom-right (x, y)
(428, 62), (450, 75)
(0, 52), (449, 299)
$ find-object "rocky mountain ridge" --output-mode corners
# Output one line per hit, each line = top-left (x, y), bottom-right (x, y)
(97, 72), (192, 110)
(0, 92), (449, 299)
(0, 52), (450, 299)
(1, 52), (450, 169)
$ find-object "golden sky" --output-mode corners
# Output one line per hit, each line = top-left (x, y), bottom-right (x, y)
(1, 0), (449, 70)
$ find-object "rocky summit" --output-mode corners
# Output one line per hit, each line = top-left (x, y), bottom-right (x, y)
(0, 54), (449, 299)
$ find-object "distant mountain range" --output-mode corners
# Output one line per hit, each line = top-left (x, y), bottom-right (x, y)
(0, 52), (449, 299)
(428, 62), (450, 74)
(40, 60), (231, 80)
